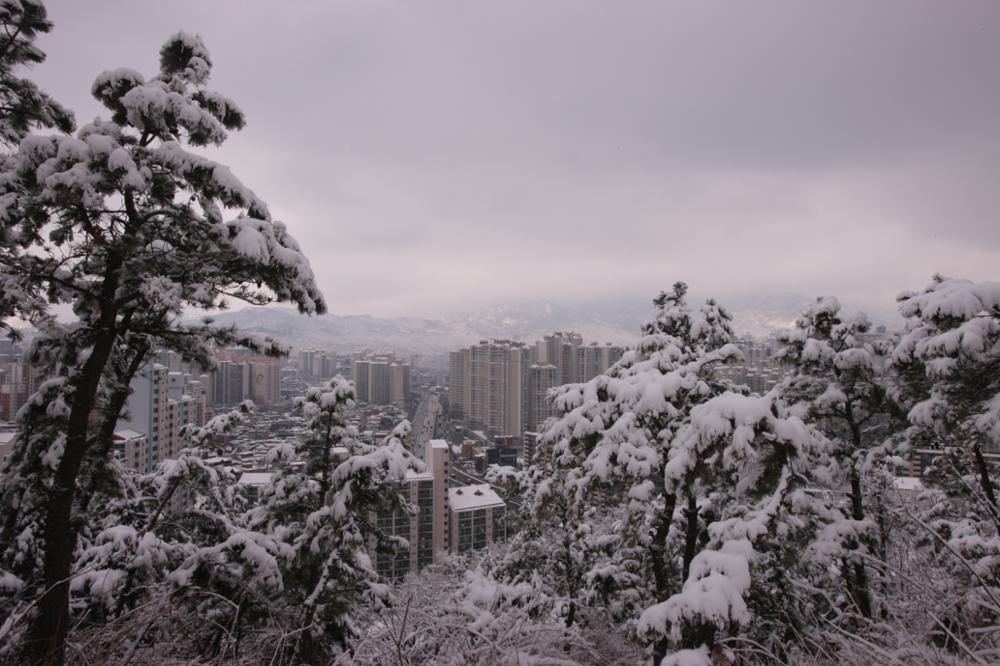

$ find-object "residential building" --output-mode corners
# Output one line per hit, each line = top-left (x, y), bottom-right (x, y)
(714, 337), (788, 394)
(448, 350), (471, 418)
(374, 438), (449, 579)
(448, 483), (506, 554)
(111, 429), (148, 473)
(297, 349), (338, 381)
(526, 363), (557, 433)
(352, 352), (411, 406)
(450, 334), (624, 442)
(213, 360), (249, 407)
(352, 359), (370, 403)
(118, 363), (207, 472)
(522, 430), (544, 466)
(539, 331), (583, 385)
(248, 359), (281, 406)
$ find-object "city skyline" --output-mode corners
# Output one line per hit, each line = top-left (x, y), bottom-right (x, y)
(25, 0), (1000, 318)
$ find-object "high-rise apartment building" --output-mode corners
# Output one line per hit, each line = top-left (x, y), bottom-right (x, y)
(539, 331), (583, 385)
(352, 359), (370, 403)
(0, 355), (41, 423)
(389, 362), (410, 405)
(213, 360), (249, 407)
(450, 334), (623, 443)
(111, 429), (148, 473)
(575, 343), (623, 383)
(465, 340), (529, 438)
(526, 363), (557, 433)
(352, 352), (411, 406)
(297, 349), (337, 381)
(448, 350), (469, 418)
(374, 439), (449, 579)
(202, 349), (286, 409)
(248, 359), (281, 406)
(118, 363), (207, 472)
(522, 430), (544, 467)
(713, 337), (788, 395)
(369, 361), (391, 405)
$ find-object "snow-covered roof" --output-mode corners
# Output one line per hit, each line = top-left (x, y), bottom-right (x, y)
(406, 470), (433, 482)
(893, 476), (924, 491)
(0, 431), (14, 445)
(113, 429), (146, 441)
(448, 484), (504, 512)
(238, 472), (273, 486)
(429, 439), (449, 449)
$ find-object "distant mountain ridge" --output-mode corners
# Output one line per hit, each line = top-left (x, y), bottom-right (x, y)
(198, 303), (637, 356)
(197, 294), (899, 356)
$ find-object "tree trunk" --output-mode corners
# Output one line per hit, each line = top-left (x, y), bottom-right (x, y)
(848, 469), (872, 619)
(845, 405), (873, 619)
(653, 638), (669, 666)
(25, 277), (121, 666)
(562, 529), (578, 628)
(973, 443), (998, 508)
(650, 491), (679, 666)
(682, 493), (699, 581)
(650, 493), (676, 601)
(25, 332), (116, 665)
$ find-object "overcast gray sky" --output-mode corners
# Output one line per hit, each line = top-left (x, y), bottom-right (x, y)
(30, 1), (1000, 317)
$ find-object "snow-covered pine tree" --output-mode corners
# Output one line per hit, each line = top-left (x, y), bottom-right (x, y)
(0, 0), (73, 151)
(70, 402), (252, 624)
(633, 380), (835, 664)
(0, 30), (324, 665)
(489, 456), (627, 633)
(893, 276), (1000, 507)
(775, 296), (902, 619)
(527, 284), (836, 664)
(537, 283), (744, 662)
(247, 377), (417, 665)
(890, 276), (1000, 649)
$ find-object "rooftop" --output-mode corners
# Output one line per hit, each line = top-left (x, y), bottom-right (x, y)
(238, 472), (273, 486)
(893, 476), (924, 492)
(448, 484), (505, 512)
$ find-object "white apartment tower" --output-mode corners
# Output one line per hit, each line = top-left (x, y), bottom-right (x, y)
(374, 438), (450, 579)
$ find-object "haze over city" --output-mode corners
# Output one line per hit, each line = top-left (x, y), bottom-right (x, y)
(28, 0), (1000, 317)
(2, 2), (1000, 665)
